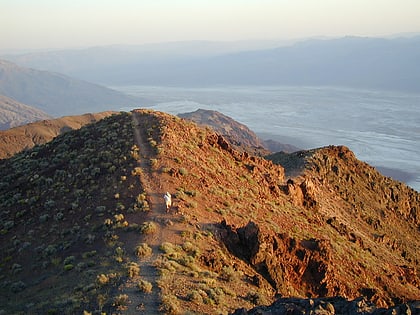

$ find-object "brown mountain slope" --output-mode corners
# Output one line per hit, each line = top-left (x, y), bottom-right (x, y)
(0, 111), (116, 159)
(0, 109), (418, 314)
(0, 94), (51, 130)
(179, 108), (299, 154)
(178, 108), (269, 155)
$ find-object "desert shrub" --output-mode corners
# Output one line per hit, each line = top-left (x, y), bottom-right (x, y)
(130, 145), (140, 160)
(160, 294), (180, 314)
(11, 263), (22, 274)
(135, 193), (150, 211)
(82, 250), (97, 259)
(245, 291), (269, 306)
(126, 262), (140, 278)
(10, 281), (26, 293)
(131, 167), (142, 176)
(113, 294), (130, 310)
(186, 201), (198, 208)
(43, 244), (57, 256)
(140, 221), (157, 234)
(114, 246), (124, 263)
(135, 243), (153, 257)
(179, 168), (188, 176)
(187, 290), (203, 303)
(75, 262), (87, 272)
(64, 264), (74, 271)
(149, 139), (157, 147)
(159, 242), (179, 255)
(221, 265), (241, 282)
(137, 279), (153, 293)
(63, 255), (75, 264)
(97, 272), (118, 286)
(96, 274), (109, 286)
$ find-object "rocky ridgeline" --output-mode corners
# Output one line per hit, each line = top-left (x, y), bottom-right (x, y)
(232, 296), (420, 315)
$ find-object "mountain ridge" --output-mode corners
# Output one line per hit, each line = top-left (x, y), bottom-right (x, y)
(0, 109), (418, 314)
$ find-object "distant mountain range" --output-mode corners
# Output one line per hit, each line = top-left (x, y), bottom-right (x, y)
(0, 60), (147, 117)
(3, 36), (420, 92)
(0, 94), (51, 130)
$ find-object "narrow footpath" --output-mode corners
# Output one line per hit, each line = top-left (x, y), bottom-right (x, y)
(118, 112), (171, 314)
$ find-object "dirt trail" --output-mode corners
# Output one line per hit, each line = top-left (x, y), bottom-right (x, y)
(118, 111), (181, 314)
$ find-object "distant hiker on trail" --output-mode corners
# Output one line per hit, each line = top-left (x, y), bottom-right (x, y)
(164, 192), (172, 212)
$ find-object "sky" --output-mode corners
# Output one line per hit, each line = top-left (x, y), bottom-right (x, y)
(2, 0), (420, 51)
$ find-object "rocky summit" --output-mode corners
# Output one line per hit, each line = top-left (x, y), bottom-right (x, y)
(0, 109), (418, 314)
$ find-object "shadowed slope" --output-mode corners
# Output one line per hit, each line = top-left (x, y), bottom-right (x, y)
(0, 111), (116, 159)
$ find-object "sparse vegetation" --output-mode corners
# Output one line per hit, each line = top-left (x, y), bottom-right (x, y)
(0, 109), (419, 315)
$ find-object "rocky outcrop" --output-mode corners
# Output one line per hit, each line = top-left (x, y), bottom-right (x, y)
(232, 297), (420, 315)
(221, 221), (340, 298)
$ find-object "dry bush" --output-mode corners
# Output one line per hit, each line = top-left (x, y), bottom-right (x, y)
(134, 243), (153, 258)
(126, 262), (140, 278)
(138, 279), (153, 293)
(140, 221), (158, 234)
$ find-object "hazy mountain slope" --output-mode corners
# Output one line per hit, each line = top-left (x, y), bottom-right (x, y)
(0, 60), (144, 116)
(180, 36), (420, 92)
(0, 110), (418, 314)
(0, 94), (51, 130)
(1, 40), (293, 83)
(0, 111), (116, 159)
(3, 36), (420, 92)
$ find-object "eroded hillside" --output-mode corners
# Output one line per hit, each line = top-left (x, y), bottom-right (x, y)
(0, 109), (419, 314)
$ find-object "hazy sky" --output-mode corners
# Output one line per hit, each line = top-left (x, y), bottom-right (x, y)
(2, 0), (420, 50)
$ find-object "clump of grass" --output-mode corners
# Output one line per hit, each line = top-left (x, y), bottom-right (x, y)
(138, 279), (153, 293)
(134, 243), (153, 258)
